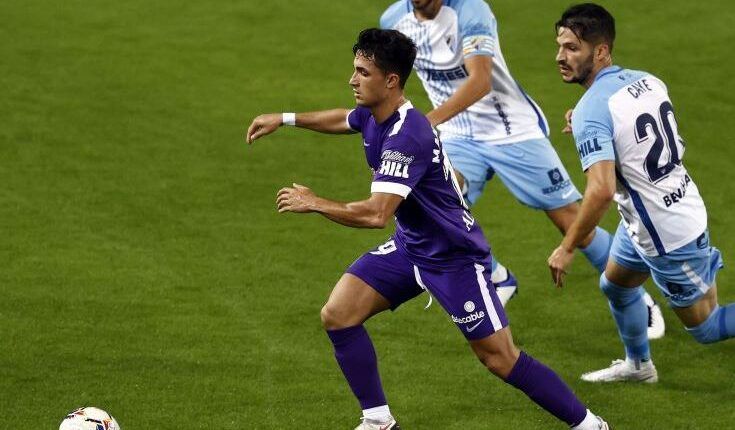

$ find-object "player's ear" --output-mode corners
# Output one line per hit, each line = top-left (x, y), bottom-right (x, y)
(595, 43), (611, 61)
(386, 72), (400, 89)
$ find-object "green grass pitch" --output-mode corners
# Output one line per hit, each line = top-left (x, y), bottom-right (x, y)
(2, 0), (734, 428)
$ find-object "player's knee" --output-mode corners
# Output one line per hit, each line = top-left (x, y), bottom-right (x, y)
(599, 273), (642, 307)
(320, 303), (349, 330)
(475, 347), (517, 379)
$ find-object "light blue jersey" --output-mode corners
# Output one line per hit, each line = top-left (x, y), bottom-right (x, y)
(380, 0), (580, 210)
(381, 0), (548, 144)
(572, 66), (707, 256)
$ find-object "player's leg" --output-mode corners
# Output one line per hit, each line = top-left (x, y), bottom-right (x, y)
(643, 230), (734, 344)
(323, 240), (423, 429)
(581, 225), (658, 383)
(415, 260), (608, 429)
(443, 135), (517, 305)
(486, 138), (665, 338)
(470, 329), (608, 429)
(484, 137), (612, 271)
(676, 285), (735, 343)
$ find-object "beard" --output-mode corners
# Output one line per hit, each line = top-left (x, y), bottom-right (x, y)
(560, 54), (594, 85)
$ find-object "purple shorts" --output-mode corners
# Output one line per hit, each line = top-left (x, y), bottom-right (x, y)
(346, 239), (509, 340)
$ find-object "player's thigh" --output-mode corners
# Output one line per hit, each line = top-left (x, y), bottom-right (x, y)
(323, 239), (423, 329)
(645, 230), (724, 312)
(605, 222), (650, 287)
(672, 286), (718, 328)
(322, 274), (393, 329)
(486, 138), (582, 210)
(415, 260), (508, 341)
(442, 135), (493, 205)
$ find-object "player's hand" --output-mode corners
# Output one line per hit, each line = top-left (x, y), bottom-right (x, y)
(562, 109), (573, 134)
(547, 245), (575, 288)
(246, 113), (283, 144)
(276, 183), (316, 213)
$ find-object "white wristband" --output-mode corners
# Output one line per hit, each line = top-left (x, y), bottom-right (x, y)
(282, 112), (296, 126)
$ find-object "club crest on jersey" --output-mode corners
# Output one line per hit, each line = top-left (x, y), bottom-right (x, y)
(379, 150), (413, 179)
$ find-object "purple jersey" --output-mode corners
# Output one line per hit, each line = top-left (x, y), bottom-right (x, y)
(347, 101), (491, 270)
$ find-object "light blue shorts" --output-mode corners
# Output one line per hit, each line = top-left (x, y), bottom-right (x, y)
(610, 222), (724, 308)
(443, 136), (582, 209)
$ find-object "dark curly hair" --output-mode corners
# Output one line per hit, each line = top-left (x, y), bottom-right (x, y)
(353, 28), (417, 88)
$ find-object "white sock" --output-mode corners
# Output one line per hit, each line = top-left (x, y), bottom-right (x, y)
(362, 405), (392, 422)
(491, 263), (509, 283)
(571, 409), (600, 429)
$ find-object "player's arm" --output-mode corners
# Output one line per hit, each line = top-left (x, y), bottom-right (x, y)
(425, 55), (492, 127)
(246, 109), (354, 144)
(548, 161), (616, 286)
(276, 184), (402, 229)
(560, 161), (616, 248)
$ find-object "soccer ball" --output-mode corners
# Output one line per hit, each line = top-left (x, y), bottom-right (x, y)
(59, 407), (120, 430)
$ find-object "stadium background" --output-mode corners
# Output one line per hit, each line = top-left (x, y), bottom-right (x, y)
(2, 0), (734, 428)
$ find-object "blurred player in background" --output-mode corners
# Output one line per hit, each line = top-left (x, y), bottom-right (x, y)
(247, 28), (609, 430)
(549, 3), (735, 383)
(380, 0), (665, 337)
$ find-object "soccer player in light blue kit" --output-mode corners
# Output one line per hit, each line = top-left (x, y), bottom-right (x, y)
(380, 0), (664, 335)
(248, 28), (608, 429)
(548, 3), (735, 382)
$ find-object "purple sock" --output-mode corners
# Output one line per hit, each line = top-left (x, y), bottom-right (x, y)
(326, 325), (387, 410)
(504, 351), (587, 427)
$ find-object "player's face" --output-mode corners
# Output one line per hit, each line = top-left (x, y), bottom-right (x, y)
(555, 27), (595, 85)
(349, 54), (392, 107)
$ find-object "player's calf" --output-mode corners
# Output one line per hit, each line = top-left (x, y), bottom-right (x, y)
(599, 274), (650, 361)
(686, 304), (735, 344)
(471, 329), (607, 428)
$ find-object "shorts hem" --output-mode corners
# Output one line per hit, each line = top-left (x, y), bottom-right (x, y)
(610, 255), (649, 273)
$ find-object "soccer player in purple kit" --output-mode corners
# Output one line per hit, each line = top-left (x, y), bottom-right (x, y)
(247, 29), (608, 429)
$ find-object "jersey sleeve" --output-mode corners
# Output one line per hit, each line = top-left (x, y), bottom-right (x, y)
(347, 106), (371, 132)
(572, 97), (616, 171)
(379, 0), (408, 29)
(456, 0), (497, 58)
(371, 135), (429, 198)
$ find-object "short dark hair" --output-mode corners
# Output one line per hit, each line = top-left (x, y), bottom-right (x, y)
(353, 28), (417, 88)
(555, 3), (615, 52)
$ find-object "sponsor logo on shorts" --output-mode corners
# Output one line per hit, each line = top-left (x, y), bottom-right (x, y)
(451, 311), (485, 325)
(466, 319), (484, 333)
(542, 168), (572, 195)
(463, 301), (476, 312)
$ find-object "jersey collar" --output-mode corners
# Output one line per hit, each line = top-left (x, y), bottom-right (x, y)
(593, 65), (623, 83)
